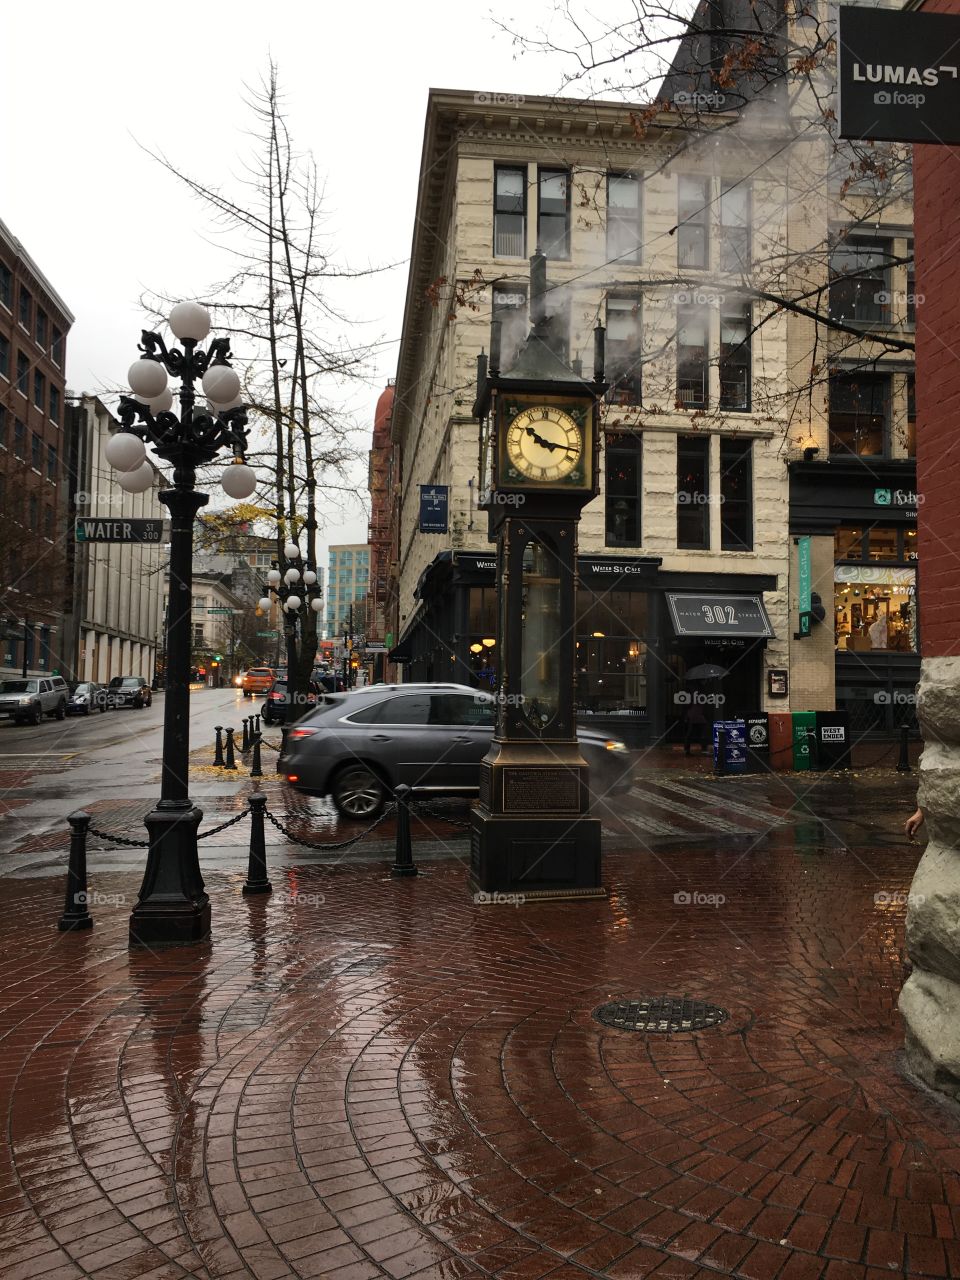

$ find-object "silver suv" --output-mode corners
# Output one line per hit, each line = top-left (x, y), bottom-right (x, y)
(282, 683), (632, 818)
(0, 676), (68, 725)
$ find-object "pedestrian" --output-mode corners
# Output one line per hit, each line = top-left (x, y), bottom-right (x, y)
(682, 697), (708, 755)
(905, 807), (925, 838)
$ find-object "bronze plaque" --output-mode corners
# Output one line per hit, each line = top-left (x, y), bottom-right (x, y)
(502, 767), (580, 813)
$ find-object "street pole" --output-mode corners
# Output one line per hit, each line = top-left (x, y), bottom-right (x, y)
(21, 619), (28, 678)
(107, 303), (255, 947)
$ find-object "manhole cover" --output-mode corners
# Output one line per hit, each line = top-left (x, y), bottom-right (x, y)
(594, 995), (728, 1034)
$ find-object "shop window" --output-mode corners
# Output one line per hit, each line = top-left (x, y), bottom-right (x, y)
(575, 587), (650, 714)
(719, 302), (751, 410)
(835, 572), (916, 653)
(720, 437), (753, 550)
(494, 166), (526, 258)
(834, 525), (863, 560)
(829, 238), (890, 325)
(677, 307), (708, 409)
(678, 176), (709, 269)
(719, 181), (750, 273)
(607, 173), (642, 264)
(538, 168), (570, 259)
(677, 435), (710, 549)
(829, 373), (888, 456)
(492, 283), (528, 374)
(605, 432), (642, 547)
(605, 296), (642, 405)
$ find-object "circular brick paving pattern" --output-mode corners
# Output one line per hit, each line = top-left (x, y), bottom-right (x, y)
(0, 835), (957, 1280)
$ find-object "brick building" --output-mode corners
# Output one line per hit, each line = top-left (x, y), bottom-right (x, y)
(0, 217), (74, 677)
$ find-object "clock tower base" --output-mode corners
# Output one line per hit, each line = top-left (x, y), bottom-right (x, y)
(469, 808), (604, 901)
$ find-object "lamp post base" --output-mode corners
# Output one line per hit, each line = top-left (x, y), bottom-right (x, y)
(468, 808), (603, 899)
(129, 803), (211, 946)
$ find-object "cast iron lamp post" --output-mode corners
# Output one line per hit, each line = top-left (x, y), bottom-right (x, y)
(257, 541), (323, 675)
(109, 301), (257, 945)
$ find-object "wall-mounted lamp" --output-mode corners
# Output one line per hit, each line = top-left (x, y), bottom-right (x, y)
(803, 446), (820, 462)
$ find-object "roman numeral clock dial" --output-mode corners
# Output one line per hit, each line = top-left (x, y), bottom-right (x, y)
(504, 405), (584, 484)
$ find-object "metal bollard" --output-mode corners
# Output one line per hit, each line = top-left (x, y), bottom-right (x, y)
(241, 718), (250, 753)
(224, 727), (237, 770)
(253, 713), (261, 737)
(714, 728), (726, 776)
(58, 811), (94, 931)
(897, 723), (912, 772)
(243, 793), (272, 895)
(213, 725), (225, 767)
(392, 784), (418, 878)
(250, 733), (264, 779)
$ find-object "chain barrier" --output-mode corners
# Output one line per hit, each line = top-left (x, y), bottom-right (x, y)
(414, 800), (472, 830)
(197, 810), (250, 840)
(259, 738), (282, 752)
(264, 803), (396, 851)
(87, 827), (151, 848)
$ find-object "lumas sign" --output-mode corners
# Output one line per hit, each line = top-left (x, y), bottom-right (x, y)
(839, 6), (960, 143)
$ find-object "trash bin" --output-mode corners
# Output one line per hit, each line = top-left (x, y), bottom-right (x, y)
(744, 713), (769, 774)
(792, 710), (816, 771)
(815, 710), (852, 769)
(713, 718), (748, 773)
(768, 713), (793, 771)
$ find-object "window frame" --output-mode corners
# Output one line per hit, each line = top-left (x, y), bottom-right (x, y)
(0, 263), (11, 311)
(16, 351), (29, 396)
(604, 431), (643, 548)
(676, 305), (709, 410)
(829, 371), (891, 457)
(537, 167), (571, 261)
(829, 237), (892, 327)
(606, 172), (642, 265)
(719, 436), (754, 551)
(604, 295), (643, 406)
(676, 434), (711, 550)
(493, 165), (527, 259)
(677, 176), (710, 270)
(719, 180), (751, 274)
(719, 300), (752, 412)
(18, 287), (31, 331)
(33, 369), (44, 410)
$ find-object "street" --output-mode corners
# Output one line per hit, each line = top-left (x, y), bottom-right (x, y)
(0, 692), (951, 1279)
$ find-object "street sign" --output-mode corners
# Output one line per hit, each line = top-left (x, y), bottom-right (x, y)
(838, 6), (960, 144)
(75, 518), (166, 543)
(419, 485), (449, 533)
(204, 608), (235, 615)
(256, 630), (278, 637)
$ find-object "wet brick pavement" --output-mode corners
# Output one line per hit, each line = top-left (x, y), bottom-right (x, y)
(0, 822), (957, 1280)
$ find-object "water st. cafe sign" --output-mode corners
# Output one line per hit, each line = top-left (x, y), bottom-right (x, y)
(838, 5), (960, 144)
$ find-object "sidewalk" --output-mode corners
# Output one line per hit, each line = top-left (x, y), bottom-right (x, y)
(0, 813), (955, 1279)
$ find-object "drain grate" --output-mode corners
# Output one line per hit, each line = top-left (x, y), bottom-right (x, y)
(594, 995), (728, 1034)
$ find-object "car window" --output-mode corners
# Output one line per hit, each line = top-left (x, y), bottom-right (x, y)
(344, 699), (390, 724)
(39, 681), (50, 692)
(1, 680), (35, 694)
(109, 678), (122, 687)
(375, 693), (432, 725)
(430, 694), (495, 726)
(122, 678), (140, 687)
(74, 684), (91, 694)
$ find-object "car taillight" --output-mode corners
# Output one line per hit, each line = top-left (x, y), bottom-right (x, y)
(269, 691), (282, 700)
(286, 774), (299, 782)
(288, 727), (317, 739)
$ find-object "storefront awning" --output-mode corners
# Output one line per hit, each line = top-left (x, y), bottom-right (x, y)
(666, 592), (775, 639)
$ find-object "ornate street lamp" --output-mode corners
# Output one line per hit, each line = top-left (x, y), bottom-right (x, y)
(109, 301), (257, 945)
(258, 541), (323, 675)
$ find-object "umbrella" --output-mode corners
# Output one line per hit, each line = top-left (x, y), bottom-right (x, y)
(684, 663), (728, 681)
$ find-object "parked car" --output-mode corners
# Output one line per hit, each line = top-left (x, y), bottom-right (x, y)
(241, 666), (276, 698)
(108, 676), (153, 709)
(282, 683), (632, 818)
(261, 678), (322, 725)
(0, 676), (68, 725)
(67, 681), (108, 715)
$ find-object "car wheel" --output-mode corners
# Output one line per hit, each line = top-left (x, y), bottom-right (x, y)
(331, 764), (386, 820)
(55, 701), (66, 721)
(30, 704), (42, 726)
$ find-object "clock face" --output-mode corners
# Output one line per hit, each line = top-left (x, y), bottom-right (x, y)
(504, 405), (584, 483)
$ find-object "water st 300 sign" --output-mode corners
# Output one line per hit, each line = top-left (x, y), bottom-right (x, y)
(75, 518), (166, 543)
(838, 6), (960, 144)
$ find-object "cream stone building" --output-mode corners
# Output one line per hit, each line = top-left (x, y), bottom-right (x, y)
(388, 74), (915, 747)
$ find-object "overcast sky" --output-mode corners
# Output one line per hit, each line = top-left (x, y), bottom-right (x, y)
(2, 1), (634, 554)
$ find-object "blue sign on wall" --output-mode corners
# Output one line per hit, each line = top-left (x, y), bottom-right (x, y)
(713, 719), (748, 774)
(419, 485), (449, 533)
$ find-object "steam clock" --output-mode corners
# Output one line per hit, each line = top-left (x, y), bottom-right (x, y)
(471, 256), (607, 900)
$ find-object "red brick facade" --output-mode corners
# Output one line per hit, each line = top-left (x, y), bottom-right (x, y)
(915, 0), (960, 657)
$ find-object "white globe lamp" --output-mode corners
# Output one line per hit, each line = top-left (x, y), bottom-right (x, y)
(220, 463), (257, 500)
(168, 301), (211, 342)
(105, 432), (146, 473)
(303, 569), (317, 586)
(116, 461), (154, 493)
(266, 569), (281, 587)
(284, 541), (300, 560)
(285, 595), (302, 612)
(257, 597), (272, 612)
(310, 597), (323, 613)
(284, 568), (300, 584)
(128, 360), (168, 398)
(201, 365), (241, 404)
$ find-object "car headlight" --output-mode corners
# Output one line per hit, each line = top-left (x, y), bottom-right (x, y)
(75, 697), (88, 704)
(604, 739), (628, 753)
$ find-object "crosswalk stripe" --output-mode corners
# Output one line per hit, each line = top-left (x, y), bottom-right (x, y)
(622, 811), (687, 836)
(654, 780), (791, 827)
(627, 784), (752, 834)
